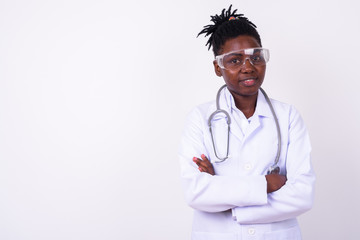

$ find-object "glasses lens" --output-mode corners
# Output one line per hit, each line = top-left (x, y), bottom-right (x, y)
(221, 48), (269, 70)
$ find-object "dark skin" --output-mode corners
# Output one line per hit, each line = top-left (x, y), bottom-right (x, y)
(214, 35), (266, 118)
(193, 35), (287, 194)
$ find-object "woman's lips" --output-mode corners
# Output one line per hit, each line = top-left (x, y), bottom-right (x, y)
(240, 78), (257, 86)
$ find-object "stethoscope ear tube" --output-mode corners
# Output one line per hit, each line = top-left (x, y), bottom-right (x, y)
(259, 88), (282, 174)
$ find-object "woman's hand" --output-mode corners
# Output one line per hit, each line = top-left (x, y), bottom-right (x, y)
(193, 154), (215, 175)
(265, 173), (287, 193)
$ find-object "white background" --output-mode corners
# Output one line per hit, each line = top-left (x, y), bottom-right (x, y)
(1, 0), (360, 239)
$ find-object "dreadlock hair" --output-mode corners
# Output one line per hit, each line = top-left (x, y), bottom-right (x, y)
(197, 5), (262, 56)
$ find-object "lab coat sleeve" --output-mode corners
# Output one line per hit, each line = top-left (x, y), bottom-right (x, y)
(232, 106), (316, 224)
(179, 108), (268, 213)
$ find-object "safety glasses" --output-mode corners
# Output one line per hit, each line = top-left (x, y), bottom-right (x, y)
(215, 48), (270, 71)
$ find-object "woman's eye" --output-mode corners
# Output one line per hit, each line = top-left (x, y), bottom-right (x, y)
(223, 54), (243, 66)
(251, 55), (262, 62)
(228, 57), (242, 64)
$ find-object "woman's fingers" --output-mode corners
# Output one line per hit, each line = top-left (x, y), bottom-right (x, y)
(193, 157), (209, 171)
(200, 154), (215, 175)
(265, 174), (287, 193)
(200, 154), (209, 162)
(193, 154), (215, 175)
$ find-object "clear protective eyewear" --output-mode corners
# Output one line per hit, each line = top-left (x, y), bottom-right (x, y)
(215, 48), (270, 71)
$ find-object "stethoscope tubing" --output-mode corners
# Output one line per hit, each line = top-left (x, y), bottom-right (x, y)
(208, 84), (281, 174)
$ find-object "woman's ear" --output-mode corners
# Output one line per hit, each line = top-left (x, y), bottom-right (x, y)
(213, 60), (222, 77)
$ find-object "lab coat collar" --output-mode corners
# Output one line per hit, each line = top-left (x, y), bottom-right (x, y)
(222, 87), (274, 119)
(206, 86), (275, 143)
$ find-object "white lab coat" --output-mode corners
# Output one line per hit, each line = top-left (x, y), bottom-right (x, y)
(179, 88), (315, 240)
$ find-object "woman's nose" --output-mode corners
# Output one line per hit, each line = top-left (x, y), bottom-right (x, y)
(240, 58), (255, 73)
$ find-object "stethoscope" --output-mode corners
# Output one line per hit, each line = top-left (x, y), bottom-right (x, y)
(208, 84), (281, 174)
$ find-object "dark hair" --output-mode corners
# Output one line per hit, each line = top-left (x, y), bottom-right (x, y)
(197, 5), (262, 56)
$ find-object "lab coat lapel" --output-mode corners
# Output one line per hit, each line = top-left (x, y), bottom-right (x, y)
(214, 88), (271, 142)
(244, 91), (273, 139)
(230, 90), (272, 142)
(245, 115), (260, 139)
(229, 119), (245, 142)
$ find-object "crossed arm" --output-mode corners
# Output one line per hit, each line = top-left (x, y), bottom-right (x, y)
(193, 154), (287, 194)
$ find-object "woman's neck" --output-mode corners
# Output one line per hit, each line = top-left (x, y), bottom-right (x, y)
(232, 92), (258, 119)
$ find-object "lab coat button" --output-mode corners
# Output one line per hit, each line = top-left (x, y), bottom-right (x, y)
(248, 228), (255, 235)
(244, 163), (252, 170)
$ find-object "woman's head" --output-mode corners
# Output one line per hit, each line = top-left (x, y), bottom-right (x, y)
(198, 5), (262, 56)
(199, 5), (267, 99)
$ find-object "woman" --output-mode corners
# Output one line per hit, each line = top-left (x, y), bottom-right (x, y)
(179, 5), (315, 240)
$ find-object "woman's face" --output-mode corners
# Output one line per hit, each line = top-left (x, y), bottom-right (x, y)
(213, 35), (266, 98)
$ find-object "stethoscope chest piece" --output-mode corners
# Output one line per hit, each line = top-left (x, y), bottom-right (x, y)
(267, 165), (280, 174)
